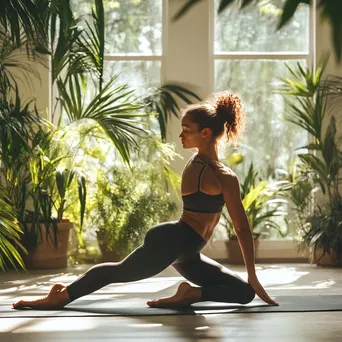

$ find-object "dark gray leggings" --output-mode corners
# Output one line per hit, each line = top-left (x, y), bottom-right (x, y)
(66, 220), (255, 304)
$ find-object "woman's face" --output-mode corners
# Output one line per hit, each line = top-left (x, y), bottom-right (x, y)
(179, 114), (209, 149)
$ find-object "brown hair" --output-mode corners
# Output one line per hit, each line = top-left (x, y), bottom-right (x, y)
(182, 90), (245, 146)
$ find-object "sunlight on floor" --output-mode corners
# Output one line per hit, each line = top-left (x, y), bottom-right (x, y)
(12, 317), (97, 333)
(0, 318), (34, 333)
(49, 274), (79, 282)
(255, 266), (309, 286)
(100, 277), (182, 293)
(270, 280), (336, 290)
(195, 326), (210, 330)
(128, 323), (163, 328)
(0, 287), (20, 293)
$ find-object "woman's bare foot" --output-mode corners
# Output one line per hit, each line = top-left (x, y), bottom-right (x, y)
(147, 282), (202, 308)
(12, 284), (71, 310)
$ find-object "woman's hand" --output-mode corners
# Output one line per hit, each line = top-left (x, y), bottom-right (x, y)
(248, 274), (279, 306)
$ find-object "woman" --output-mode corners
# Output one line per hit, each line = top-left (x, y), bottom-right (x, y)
(12, 91), (278, 310)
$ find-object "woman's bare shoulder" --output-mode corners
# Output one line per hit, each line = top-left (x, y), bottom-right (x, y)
(208, 163), (239, 193)
(206, 160), (233, 175)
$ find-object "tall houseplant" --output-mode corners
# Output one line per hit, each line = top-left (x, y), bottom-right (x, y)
(219, 161), (291, 264)
(0, 82), (50, 270)
(278, 57), (342, 265)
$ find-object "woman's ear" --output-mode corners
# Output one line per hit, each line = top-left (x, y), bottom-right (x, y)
(200, 127), (210, 139)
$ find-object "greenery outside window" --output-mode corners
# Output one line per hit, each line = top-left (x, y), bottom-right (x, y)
(213, 0), (313, 239)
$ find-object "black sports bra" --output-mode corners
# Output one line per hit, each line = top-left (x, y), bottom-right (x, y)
(182, 155), (225, 213)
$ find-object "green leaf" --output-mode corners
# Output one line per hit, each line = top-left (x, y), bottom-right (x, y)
(172, 0), (203, 21)
(320, 2), (342, 62)
(218, 0), (236, 13)
(77, 174), (87, 229)
(322, 115), (337, 169)
(278, 0), (310, 30)
(143, 84), (200, 141)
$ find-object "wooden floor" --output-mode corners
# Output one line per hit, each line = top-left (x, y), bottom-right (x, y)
(1, 263), (342, 342)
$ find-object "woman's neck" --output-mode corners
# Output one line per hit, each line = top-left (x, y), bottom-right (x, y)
(196, 146), (219, 162)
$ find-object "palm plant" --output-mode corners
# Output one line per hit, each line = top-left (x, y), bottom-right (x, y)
(23, 126), (87, 248)
(0, 186), (28, 272)
(278, 57), (342, 263)
(0, 84), (48, 270)
(0, 0), (48, 50)
(0, 87), (46, 222)
(1, 0), (201, 164)
(51, 0), (200, 162)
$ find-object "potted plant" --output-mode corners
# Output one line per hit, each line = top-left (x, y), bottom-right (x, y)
(220, 162), (291, 264)
(278, 57), (342, 266)
(18, 125), (87, 269)
(90, 133), (179, 262)
(93, 165), (178, 262)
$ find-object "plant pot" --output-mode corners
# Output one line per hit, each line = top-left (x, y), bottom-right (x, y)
(22, 222), (73, 269)
(225, 239), (260, 264)
(311, 247), (342, 267)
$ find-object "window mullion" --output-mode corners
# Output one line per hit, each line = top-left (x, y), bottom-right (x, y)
(214, 53), (310, 60)
(103, 55), (162, 61)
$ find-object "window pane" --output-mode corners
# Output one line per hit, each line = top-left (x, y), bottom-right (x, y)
(81, 60), (160, 118)
(215, 59), (308, 179)
(72, 0), (163, 55)
(103, 60), (161, 96)
(214, 0), (309, 53)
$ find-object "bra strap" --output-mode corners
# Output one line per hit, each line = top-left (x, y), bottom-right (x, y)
(197, 164), (207, 191)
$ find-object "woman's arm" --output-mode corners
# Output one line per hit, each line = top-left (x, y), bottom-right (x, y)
(220, 171), (279, 306)
(220, 172), (256, 277)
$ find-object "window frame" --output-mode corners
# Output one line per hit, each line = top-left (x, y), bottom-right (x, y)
(209, 0), (316, 94)
(102, 0), (167, 84)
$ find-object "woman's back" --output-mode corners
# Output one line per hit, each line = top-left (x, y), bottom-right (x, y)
(180, 154), (227, 241)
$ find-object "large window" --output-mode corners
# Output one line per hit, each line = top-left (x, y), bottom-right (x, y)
(213, 0), (312, 239)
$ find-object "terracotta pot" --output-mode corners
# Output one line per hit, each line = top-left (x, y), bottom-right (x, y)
(311, 247), (342, 267)
(23, 222), (73, 269)
(225, 239), (260, 264)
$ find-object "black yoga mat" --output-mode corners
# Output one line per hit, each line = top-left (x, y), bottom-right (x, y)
(1, 295), (342, 317)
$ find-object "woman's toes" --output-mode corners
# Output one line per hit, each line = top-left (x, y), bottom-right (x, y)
(12, 301), (21, 309)
(147, 299), (157, 307)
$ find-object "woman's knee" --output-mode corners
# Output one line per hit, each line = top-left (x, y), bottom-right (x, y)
(239, 284), (256, 304)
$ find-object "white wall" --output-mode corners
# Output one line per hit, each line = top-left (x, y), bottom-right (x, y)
(315, 15), (342, 206)
(11, 54), (50, 119)
(165, 0), (213, 219)
(316, 15), (342, 145)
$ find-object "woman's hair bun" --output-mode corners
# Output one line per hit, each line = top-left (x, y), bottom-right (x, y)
(214, 90), (245, 145)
